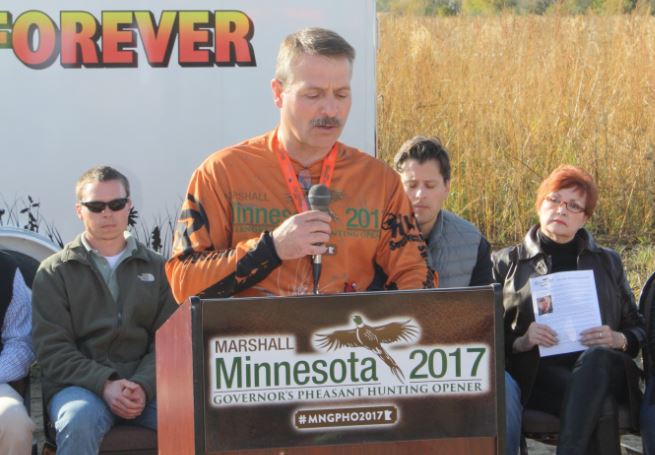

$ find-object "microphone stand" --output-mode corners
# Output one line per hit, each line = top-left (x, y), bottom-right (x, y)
(312, 254), (321, 294)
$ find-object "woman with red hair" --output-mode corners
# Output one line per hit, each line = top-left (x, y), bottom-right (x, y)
(493, 165), (644, 454)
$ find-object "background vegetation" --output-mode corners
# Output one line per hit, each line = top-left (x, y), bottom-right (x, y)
(375, 12), (655, 291)
(377, 0), (654, 16)
(377, 14), (654, 242)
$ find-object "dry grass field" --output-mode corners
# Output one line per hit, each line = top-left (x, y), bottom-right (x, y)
(377, 14), (655, 246)
(376, 16), (652, 450)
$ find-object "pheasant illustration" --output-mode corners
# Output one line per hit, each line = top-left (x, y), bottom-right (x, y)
(315, 315), (418, 382)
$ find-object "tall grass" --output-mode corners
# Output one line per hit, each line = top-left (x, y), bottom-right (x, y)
(619, 242), (655, 294)
(377, 14), (655, 245)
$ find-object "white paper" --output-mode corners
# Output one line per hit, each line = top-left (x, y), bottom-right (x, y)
(528, 270), (602, 357)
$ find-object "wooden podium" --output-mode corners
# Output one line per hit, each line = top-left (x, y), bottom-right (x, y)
(156, 287), (505, 454)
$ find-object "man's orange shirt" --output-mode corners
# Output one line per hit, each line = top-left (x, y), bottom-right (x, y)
(166, 130), (435, 302)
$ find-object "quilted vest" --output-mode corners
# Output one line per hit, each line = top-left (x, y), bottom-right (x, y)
(426, 210), (482, 288)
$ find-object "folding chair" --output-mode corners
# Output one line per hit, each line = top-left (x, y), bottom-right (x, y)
(521, 403), (635, 454)
(42, 416), (157, 455)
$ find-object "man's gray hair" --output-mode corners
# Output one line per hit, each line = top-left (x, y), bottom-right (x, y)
(275, 27), (355, 85)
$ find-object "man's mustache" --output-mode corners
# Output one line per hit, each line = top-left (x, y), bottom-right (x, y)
(311, 117), (341, 128)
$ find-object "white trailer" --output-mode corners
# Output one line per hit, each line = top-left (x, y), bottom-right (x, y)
(0, 0), (377, 256)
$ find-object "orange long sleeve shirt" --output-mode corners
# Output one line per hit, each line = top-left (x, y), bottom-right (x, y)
(166, 130), (435, 302)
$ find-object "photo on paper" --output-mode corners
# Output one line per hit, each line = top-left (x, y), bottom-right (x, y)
(528, 270), (602, 357)
(536, 295), (553, 316)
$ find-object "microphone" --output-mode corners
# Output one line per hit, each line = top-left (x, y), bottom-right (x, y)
(307, 184), (331, 294)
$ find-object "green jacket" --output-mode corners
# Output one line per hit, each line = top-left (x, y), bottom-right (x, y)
(32, 234), (177, 405)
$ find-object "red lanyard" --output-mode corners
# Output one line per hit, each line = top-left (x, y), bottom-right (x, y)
(272, 133), (338, 214)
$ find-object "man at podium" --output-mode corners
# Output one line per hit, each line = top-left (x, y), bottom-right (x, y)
(166, 27), (435, 301)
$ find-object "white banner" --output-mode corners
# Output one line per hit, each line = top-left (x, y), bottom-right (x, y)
(0, 0), (376, 249)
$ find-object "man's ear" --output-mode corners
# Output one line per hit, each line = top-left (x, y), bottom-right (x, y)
(75, 202), (83, 221)
(271, 79), (284, 108)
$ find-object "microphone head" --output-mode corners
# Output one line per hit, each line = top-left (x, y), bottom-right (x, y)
(308, 184), (331, 213)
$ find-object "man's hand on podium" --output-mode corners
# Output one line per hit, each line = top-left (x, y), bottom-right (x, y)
(103, 378), (146, 419)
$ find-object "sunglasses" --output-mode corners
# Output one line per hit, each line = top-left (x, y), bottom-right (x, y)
(80, 197), (129, 213)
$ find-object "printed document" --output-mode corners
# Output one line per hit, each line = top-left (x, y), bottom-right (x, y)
(529, 270), (601, 357)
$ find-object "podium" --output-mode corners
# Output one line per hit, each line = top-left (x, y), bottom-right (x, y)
(156, 287), (505, 454)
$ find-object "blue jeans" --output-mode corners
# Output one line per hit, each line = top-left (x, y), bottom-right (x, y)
(48, 385), (157, 455)
(642, 376), (655, 455)
(505, 371), (522, 455)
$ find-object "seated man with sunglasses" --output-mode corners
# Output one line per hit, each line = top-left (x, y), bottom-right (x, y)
(32, 166), (177, 455)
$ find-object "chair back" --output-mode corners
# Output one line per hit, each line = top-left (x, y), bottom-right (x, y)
(1, 249), (41, 289)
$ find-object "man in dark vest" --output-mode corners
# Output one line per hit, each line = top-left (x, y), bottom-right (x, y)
(393, 136), (523, 454)
(32, 166), (177, 455)
(0, 251), (35, 454)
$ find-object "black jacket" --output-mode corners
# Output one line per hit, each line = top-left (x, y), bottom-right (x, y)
(492, 225), (645, 416)
(640, 271), (655, 376)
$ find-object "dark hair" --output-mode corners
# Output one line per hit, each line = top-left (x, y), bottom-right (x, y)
(393, 136), (451, 182)
(275, 27), (355, 85)
(75, 166), (130, 201)
(535, 165), (598, 217)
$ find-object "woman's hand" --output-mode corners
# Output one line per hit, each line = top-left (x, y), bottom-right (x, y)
(513, 322), (558, 353)
(579, 325), (626, 350)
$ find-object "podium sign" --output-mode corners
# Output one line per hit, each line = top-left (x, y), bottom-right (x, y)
(157, 287), (505, 454)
